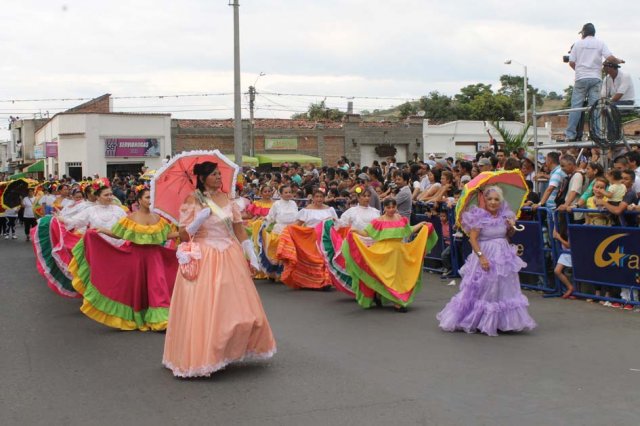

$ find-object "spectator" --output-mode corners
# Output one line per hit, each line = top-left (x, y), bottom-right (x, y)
(600, 62), (635, 106)
(394, 171), (412, 219)
(534, 152), (566, 210)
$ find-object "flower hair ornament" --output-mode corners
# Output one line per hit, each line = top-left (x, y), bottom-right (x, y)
(91, 177), (111, 192)
(354, 185), (365, 195)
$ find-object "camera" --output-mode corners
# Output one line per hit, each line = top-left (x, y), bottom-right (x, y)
(562, 55), (570, 63)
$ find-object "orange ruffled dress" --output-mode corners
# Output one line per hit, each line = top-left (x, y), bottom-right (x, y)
(163, 194), (276, 378)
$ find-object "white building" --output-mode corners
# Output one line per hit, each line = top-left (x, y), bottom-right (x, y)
(35, 112), (172, 180)
(422, 120), (551, 159)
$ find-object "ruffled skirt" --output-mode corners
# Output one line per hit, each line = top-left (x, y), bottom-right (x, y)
(437, 238), (536, 336)
(277, 225), (331, 289)
(31, 215), (82, 298)
(69, 230), (178, 331)
(163, 241), (276, 377)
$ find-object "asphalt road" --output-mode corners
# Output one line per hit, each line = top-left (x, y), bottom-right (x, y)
(2, 232), (640, 426)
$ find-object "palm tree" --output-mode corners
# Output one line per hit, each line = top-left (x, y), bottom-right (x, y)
(491, 121), (531, 152)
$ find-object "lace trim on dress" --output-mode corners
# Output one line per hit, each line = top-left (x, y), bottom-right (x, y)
(162, 348), (277, 378)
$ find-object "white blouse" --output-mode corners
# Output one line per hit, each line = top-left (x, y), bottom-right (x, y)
(265, 199), (300, 234)
(64, 204), (127, 246)
(296, 207), (338, 227)
(338, 205), (380, 231)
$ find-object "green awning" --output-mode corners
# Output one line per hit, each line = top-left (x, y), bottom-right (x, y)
(8, 172), (27, 180)
(24, 159), (45, 173)
(223, 154), (259, 167)
(257, 154), (322, 167)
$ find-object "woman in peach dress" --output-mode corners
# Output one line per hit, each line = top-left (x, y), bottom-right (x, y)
(162, 161), (276, 378)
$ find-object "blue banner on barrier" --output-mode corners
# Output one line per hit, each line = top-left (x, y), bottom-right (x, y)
(569, 225), (640, 286)
(510, 221), (545, 274)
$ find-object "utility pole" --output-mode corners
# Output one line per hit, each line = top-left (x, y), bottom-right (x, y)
(230, 0), (243, 166)
(249, 85), (255, 157)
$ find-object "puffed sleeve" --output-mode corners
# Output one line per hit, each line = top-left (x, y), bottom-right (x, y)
(329, 207), (338, 220)
(265, 201), (278, 224)
(64, 205), (91, 230)
(336, 207), (352, 227)
(231, 202), (243, 223)
(461, 206), (491, 233)
(178, 195), (198, 228)
(295, 208), (308, 223)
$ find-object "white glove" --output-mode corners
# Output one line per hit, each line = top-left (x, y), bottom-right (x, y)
(241, 239), (260, 271)
(186, 207), (211, 236)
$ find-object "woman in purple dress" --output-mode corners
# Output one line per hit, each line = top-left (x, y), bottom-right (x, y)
(437, 185), (536, 336)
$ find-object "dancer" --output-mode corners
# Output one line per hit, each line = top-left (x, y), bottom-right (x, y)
(246, 185), (275, 279)
(345, 198), (437, 312)
(277, 189), (337, 290)
(437, 185), (536, 336)
(69, 187), (179, 331)
(319, 186), (379, 295)
(163, 161), (276, 378)
(259, 185), (299, 279)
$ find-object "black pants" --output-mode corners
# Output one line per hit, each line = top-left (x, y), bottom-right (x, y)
(23, 217), (36, 237)
(0, 217), (6, 235)
(5, 217), (16, 235)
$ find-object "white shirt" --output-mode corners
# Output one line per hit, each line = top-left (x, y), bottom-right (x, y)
(265, 199), (299, 234)
(22, 196), (35, 219)
(338, 205), (380, 231)
(569, 36), (613, 81)
(64, 204), (127, 246)
(296, 207), (338, 227)
(601, 70), (635, 102)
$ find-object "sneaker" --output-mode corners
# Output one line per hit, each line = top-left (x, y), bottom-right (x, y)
(3, 235), (8, 240)
(453, 231), (463, 238)
(11, 235), (17, 240)
(623, 304), (634, 310)
(602, 301), (612, 307)
(610, 302), (622, 308)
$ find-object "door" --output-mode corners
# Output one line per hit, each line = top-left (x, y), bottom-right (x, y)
(107, 163), (145, 179)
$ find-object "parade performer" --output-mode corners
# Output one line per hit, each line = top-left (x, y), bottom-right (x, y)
(69, 187), (179, 331)
(344, 198), (437, 312)
(246, 185), (275, 279)
(437, 185), (536, 336)
(163, 161), (276, 378)
(259, 185), (299, 279)
(277, 189), (337, 290)
(52, 184), (74, 212)
(318, 186), (379, 295)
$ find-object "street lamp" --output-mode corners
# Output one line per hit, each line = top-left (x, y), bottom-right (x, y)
(504, 59), (528, 127)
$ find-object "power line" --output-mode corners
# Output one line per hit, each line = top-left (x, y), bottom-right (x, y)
(258, 91), (420, 102)
(0, 93), (235, 103)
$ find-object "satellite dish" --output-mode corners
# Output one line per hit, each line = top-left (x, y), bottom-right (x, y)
(417, 110), (426, 117)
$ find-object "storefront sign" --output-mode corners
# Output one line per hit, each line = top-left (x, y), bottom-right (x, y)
(569, 225), (640, 285)
(45, 142), (58, 157)
(34, 145), (45, 159)
(104, 138), (161, 157)
(265, 138), (298, 150)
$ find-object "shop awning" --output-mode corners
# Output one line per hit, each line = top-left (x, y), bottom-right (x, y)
(23, 159), (45, 173)
(257, 154), (322, 167)
(8, 172), (27, 180)
(222, 154), (259, 167)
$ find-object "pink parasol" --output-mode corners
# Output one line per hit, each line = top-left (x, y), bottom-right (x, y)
(150, 150), (240, 224)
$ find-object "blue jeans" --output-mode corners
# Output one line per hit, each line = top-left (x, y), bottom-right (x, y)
(565, 78), (601, 140)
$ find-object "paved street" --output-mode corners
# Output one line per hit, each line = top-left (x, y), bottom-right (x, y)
(2, 234), (640, 426)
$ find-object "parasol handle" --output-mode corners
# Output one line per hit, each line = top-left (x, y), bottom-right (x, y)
(513, 224), (525, 232)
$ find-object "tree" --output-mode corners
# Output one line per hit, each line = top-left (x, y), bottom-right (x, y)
(418, 91), (458, 122)
(468, 93), (517, 121)
(546, 91), (563, 101)
(563, 86), (573, 107)
(398, 101), (418, 118)
(455, 83), (493, 104)
(491, 121), (532, 152)
(498, 74), (544, 113)
(291, 100), (345, 121)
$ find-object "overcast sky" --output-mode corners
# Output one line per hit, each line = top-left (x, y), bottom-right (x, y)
(2, 0), (638, 139)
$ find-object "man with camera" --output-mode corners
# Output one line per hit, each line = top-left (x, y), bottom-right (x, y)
(601, 62), (635, 106)
(564, 23), (624, 142)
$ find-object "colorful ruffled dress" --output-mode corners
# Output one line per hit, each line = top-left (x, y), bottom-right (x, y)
(163, 194), (276, 377)
(437, 206), (537, 336)
(246, 199), (274, 279)
(343, 216), (437, 308)
(258, 199), (299, 276)
(277, 207), (337, 290)
(30, 202), (94, 298)
(317, 206), (380, 296)
(69, 216), (178, 331)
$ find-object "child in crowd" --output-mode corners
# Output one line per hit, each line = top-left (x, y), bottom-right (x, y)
(585, 177), (612, 226)
(552, 228), (574, 299)
(604, 170), (625, 204)
(438, 210), (453, 278)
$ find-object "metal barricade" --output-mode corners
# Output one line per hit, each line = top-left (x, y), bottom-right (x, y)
(414, 202), (458, 275)
(561, 208), (640, 306)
